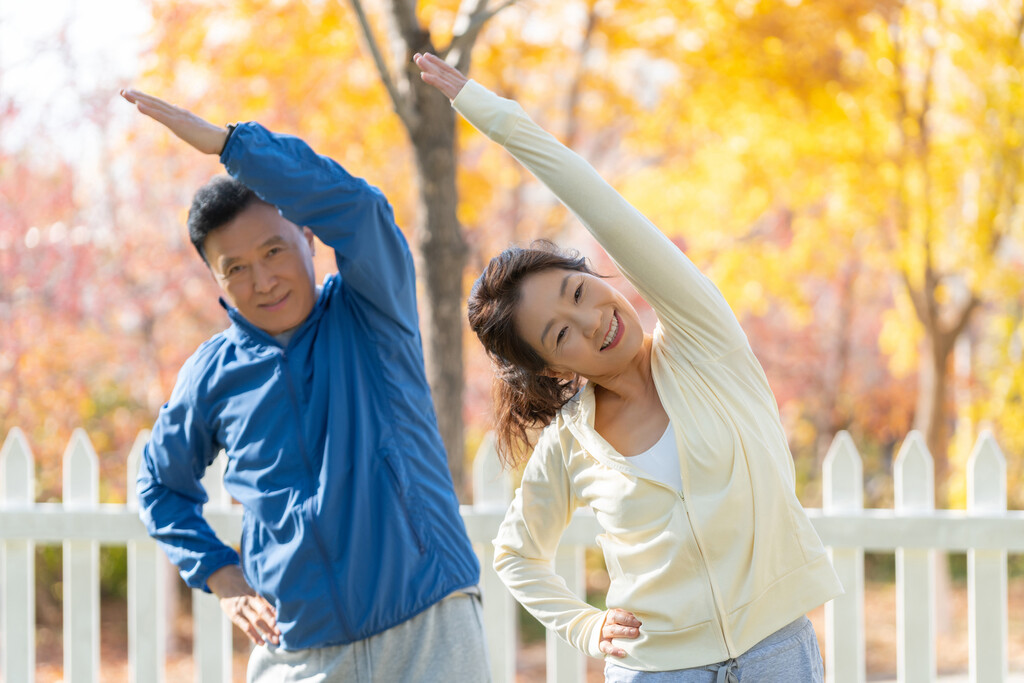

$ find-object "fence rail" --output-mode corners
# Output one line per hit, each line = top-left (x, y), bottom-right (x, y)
(1, 427), (1021, 683)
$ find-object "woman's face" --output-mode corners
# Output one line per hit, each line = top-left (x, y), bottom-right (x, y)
(514, 268), (644, 381)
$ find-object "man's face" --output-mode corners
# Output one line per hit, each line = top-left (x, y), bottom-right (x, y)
(203, 201), (317, 336)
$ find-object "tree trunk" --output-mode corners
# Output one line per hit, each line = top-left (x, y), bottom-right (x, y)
(814, 262), (858, 469)
(408, 65), (469, 499)
(913, 333), (955, 636)
(912, 334), (951, 505)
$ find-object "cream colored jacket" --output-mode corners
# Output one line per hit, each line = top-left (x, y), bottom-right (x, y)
(453, 81), (843, 672)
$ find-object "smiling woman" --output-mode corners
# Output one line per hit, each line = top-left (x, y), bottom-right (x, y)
(466, 240), (599, 461)
(416, 51), (843, 682)
(515, 267), (641, 381)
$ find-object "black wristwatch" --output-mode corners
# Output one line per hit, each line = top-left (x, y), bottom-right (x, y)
(220, 123), (237, 156)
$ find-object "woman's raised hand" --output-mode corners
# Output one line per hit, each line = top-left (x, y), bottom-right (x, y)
(413, 52), (468, 100)
(599, 608), (642, 657)
(120, 89), (229, 156)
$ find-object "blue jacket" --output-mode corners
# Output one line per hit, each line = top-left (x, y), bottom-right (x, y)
(137, 122), (480, 650)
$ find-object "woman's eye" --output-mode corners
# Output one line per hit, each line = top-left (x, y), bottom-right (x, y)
(574, 283), (583, 303)
(556, 327), (567, 345)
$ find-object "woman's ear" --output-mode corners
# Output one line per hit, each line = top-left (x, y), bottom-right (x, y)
(538, 367), (575, 381)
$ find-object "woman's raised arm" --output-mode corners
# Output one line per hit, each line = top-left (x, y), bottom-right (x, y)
(413, 55), (748, 360)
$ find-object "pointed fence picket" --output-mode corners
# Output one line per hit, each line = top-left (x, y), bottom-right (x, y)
(470, 432), (517, 683)
(1, 427), (36, 683)
(193, 451), (234, 683)
(894, 433), (937, 683)
(547, 543), (587, 683)
(62, 429), (101, 683)
(125, 430), (165, 683)
(0, 427), (1021, 683)
(967, 432), (1008, 683)
(823, 431), (865, 683)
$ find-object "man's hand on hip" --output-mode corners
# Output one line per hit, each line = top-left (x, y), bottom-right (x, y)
(207, 564), (281, 646)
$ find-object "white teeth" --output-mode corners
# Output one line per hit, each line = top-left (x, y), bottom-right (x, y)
(601, 313), (619, 349)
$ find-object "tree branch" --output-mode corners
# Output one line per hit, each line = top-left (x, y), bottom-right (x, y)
(888, 13), (913, 255)
(445, 0), (521, 74)
(900, 270), (931, 331)
(386, 0), (430, 54)
(345, 0), (416, 130)
(565, 0), (599, 148)
(948, 296), (980, 344)
(918, 21), (940, 336)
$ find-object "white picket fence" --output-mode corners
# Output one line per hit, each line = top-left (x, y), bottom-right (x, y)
(0, 427), (1021, 683)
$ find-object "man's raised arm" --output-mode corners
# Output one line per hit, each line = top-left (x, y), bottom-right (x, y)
(121, 89), (229, 155)
(121, 88), (417, 329)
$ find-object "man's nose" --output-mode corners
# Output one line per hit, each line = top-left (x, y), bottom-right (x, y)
(252, 262), (277, 293)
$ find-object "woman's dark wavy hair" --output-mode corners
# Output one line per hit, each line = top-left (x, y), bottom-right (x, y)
(468, 240), (599, 468)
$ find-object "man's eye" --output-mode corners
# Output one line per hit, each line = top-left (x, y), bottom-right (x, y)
(574, 283), (583, 303)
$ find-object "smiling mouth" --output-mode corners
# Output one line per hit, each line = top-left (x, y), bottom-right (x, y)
(601, 311), (622, 350)
(260, 293), (289, 310)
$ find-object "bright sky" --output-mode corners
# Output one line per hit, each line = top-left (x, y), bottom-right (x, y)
(0, 0), (151, 156)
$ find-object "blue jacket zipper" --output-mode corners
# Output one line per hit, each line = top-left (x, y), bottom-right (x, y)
(278, 348), (352, 641)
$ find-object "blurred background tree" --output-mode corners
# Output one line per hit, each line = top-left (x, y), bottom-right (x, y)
(2, 0), (1021, 512)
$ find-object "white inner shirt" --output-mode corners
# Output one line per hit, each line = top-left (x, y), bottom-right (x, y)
(626, 422), (682, 492)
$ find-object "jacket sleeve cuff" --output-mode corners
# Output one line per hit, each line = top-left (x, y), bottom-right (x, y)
(219, 123), (238, 157)
(582, 609), (607, 659)
(218, 121), (251, 165)
(192, 552), (241, 594)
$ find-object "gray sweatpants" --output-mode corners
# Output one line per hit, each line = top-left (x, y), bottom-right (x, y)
(247, 591), (491, 683)
(603, 616), (824, 683)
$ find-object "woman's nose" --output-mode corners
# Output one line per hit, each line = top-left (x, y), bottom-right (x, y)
(580, 308), (602, 339)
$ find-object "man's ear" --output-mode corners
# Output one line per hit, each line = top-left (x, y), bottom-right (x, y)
(538, 367), (574, 382)
(301, 226), (315, 255)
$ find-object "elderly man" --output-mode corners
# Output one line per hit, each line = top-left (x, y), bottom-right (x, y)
(122, 88), (489, 683)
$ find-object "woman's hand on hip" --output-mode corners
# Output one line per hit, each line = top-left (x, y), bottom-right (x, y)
(599, 608), (641, 657)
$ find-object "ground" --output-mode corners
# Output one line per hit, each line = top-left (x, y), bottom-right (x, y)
(23, 578), (1024, 682)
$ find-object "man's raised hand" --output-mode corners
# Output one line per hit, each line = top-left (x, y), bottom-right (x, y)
(120, 89), (229, 156)
(413, 53), (468, 101)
